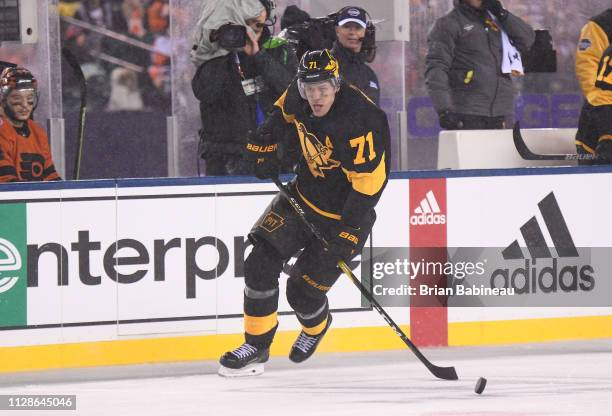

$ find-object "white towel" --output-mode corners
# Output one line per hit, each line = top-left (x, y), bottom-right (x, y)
(488, 12), (524, 76)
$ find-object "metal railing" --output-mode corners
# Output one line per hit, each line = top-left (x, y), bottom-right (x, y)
(60, 15), (170, 72)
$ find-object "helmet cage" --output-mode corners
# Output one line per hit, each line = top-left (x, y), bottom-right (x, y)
(297, 77), (340, 100)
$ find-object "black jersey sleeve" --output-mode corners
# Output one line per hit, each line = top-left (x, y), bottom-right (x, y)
(273, 80), (303, 123)
(339, 108), (391, 227)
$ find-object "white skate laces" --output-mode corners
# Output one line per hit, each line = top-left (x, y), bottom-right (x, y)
(230, 343), (258, 359)
(293, 333), (318, 353)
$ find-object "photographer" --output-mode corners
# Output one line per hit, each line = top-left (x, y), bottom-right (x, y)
(331, 6), (380, 105)
(190, 0), (297, 176)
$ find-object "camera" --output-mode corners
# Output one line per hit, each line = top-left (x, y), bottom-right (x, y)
(280, 12), (377, 63)
(522, 30), (557, 73)
(210, 23), (247, 49)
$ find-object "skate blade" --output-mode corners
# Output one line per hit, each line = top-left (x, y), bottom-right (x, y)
(218, 363), (264, 378)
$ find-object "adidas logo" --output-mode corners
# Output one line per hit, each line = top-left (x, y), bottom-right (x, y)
(491, 192), (594, 294)
(410, 190), (446, 225)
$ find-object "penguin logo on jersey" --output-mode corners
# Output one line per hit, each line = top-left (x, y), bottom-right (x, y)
(295, 121), (340, 178)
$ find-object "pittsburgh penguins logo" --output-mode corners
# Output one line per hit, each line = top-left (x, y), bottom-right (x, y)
(260, 211), (285, 233)
(295, 121), (340, 178)
(19, 153), (45, 181)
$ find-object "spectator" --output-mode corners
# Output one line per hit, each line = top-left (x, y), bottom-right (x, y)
(106, 67), (144, 111)
(123, 0), (146, 39)
(425, 0), (535, 130)
(58, 0), (83, 18)
(146, 0), (170, 35)
(142, 29), (171, 111)
(190, 0), (297, 176)
(332, 6), (381, 104)
(0, 67), (61, 182)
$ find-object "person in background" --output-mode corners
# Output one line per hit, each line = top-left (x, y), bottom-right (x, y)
(425, 0), (535, 130)
(190, 0), (297, 176)
(331, 6), (380, 105)
(0, 67), (61, 182)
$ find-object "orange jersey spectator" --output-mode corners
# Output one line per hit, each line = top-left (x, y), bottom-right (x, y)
(0, 67), (61, 182)
(146, 0), (169, 34)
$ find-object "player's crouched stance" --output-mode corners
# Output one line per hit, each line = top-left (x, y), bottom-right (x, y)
(219, 49), (390, 377)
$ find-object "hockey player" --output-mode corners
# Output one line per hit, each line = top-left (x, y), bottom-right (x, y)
(218, 49), (390, 376)
(0, 67), (61, 182)
(575, 8), (612, 164)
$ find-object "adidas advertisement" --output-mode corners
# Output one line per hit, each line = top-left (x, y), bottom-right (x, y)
(410, 190), (446, 225)
(491, 192), (595, 297)
(408, 178), (448, 346)
(365, 185), (611, 307)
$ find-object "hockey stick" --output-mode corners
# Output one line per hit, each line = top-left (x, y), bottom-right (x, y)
(513, 121), (598, 161)
(271, 177), (459, 381)
(62, 47), (88, 179)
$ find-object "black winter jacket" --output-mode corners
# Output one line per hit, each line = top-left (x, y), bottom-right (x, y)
(192, 36), (297, 157)
(425, 0), (535, 117)
(331, 41), (380, 105)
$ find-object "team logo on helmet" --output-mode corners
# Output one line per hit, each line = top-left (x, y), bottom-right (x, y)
(348, 8), (360, 17)
(323, 53), (339, 78)
(295, 121), (340, 178)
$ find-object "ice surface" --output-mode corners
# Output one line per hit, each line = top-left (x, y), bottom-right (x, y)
(1, 340), (611, 416)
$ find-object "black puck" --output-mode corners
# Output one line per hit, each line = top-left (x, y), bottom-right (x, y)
(474, 377), (487, 394)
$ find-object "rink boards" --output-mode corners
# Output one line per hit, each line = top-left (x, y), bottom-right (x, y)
(1, 167), (612, 372)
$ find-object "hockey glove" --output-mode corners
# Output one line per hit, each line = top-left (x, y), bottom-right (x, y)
(483, 0), (508, 21)
(438, 111), (464, 130)
(326, 224), (361, 263)
(246, 130), (280, 180)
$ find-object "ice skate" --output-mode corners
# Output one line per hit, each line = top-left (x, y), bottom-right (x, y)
(289, 314), (332, 363)
(218, 343), (269, 377)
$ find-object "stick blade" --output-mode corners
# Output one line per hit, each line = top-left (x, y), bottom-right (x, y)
(429, 364), (459, 380)
(513, 122), (573, 161)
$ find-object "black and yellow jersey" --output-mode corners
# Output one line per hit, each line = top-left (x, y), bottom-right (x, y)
(576, 9), (612, 106)
(273, 80), (390, 227)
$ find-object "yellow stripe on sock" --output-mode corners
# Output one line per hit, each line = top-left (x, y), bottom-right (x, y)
(303, 317), (328, 336)
(245, 312), (278, 336)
